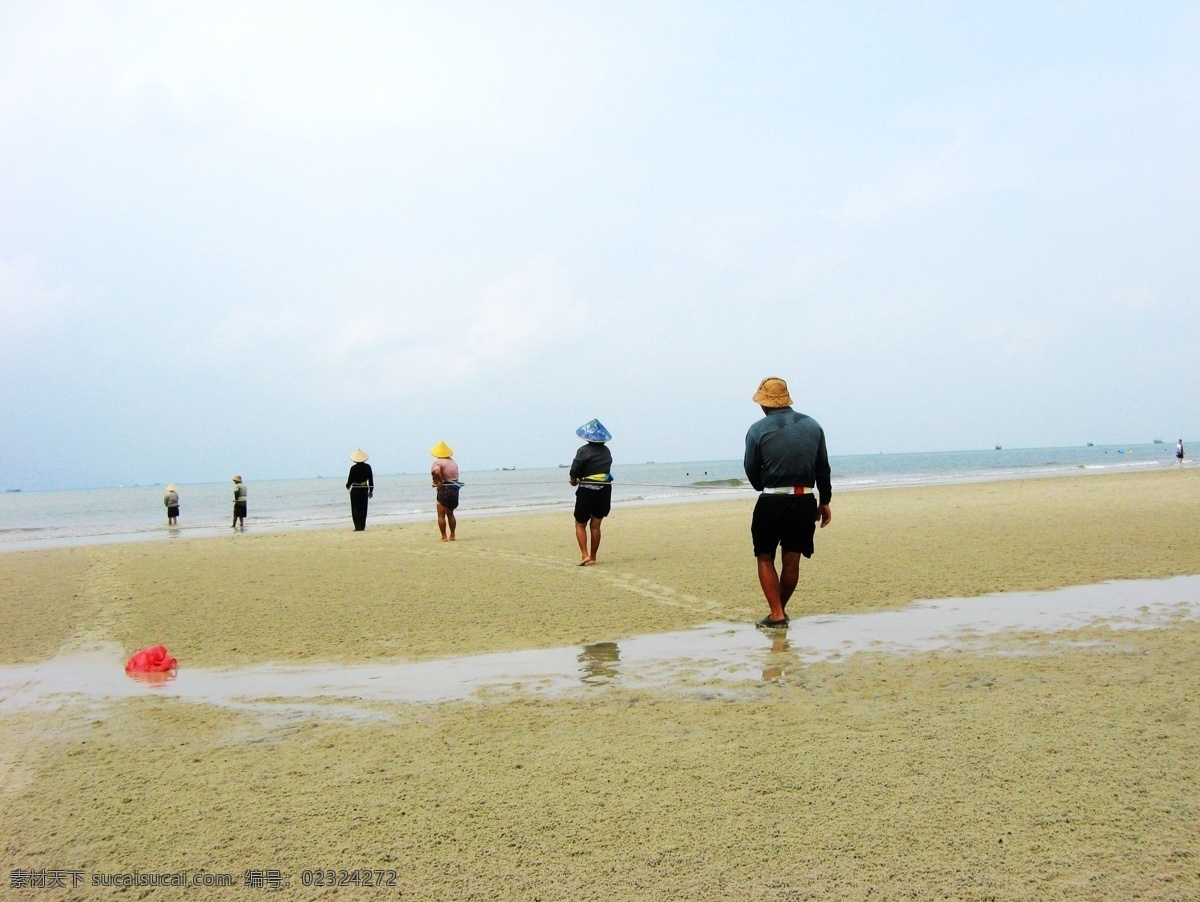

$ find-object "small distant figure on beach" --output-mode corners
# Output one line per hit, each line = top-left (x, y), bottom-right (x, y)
(430, 442), (460, 542)
(569, 419), (613, 565)
(231, 475), (247, 531)
(744, 377), (832, 629)
(163, 484), (179, 526)
(1177, 439), (1185, 461)
(346, 449), (374, 531)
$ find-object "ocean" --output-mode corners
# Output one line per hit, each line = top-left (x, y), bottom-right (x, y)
(1, 443), (1190, 552)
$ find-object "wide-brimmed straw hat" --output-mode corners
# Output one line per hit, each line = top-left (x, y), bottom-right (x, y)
(232, 475), (242, 483)
(166, 484), (178, 492)
(350, 448), (369, 463)
(753, 377), (792, 408)
(576, 419), (612, 443)
(430, 441), (454, 458)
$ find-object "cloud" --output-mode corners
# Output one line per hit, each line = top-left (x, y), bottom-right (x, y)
(371, 257), (580, 395)
(213, 257), (579, 400)
(0, 4), (623, 148)
(840, 134), (984, 226)
(0, 258), (71, 346)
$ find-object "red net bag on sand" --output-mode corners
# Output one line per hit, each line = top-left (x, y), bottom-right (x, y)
(125, 645), (178, 672)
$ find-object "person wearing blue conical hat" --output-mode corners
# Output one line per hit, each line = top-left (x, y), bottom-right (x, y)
(569, 419), (613, 565)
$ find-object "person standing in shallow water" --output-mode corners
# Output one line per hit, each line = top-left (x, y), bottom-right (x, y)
(430, 442), (460, 542)
(345, 449), (374, 531)
(231, 475), (247, 531)
(163, 484), (179, 526)
(569, 419), (613, 565)
(1177, 440), (1185, 461)
(744, 377), (832, 629)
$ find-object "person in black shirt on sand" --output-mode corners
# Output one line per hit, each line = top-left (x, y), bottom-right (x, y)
(569, 419), (613, 566)
(346, 449), (374, 531)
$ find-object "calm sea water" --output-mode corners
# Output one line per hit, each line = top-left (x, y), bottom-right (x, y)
(1, 444), (1190, 552)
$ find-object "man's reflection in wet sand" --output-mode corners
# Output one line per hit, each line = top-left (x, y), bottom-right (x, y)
(762, 634), (798, 682)
(578, 641), (620, 685)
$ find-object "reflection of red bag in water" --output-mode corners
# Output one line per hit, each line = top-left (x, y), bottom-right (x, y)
(125, 645), (178, 672)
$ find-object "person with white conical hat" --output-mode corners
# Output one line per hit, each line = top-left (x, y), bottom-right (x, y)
(346, 449), (374, 531)
(430, 441), (460, 541)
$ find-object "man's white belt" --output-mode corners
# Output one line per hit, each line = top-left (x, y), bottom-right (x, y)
(762, 485), (809, 495)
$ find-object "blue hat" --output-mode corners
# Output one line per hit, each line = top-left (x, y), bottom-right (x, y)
(576, 419), (612, 443)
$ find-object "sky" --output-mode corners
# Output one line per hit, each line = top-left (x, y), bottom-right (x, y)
(1, 1), (1197, 491)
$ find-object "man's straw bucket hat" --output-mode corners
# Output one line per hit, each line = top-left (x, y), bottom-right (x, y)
(232, 475), (242, 483)
(430, 441), (454, 458)
(166, 484), (178, 492)
(753, 377), (793, 408)
(350, 449), (369, 463)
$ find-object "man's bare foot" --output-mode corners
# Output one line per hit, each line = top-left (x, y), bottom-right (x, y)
(587, 557), (598, 564)
(439, 537), (449, 542)
(578, 558), (591, 566)
(449, 536), (456, 541)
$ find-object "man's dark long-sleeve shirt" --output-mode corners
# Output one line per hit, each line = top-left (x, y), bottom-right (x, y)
(744, 407), (831, 505)
(346, 462), (374, 490)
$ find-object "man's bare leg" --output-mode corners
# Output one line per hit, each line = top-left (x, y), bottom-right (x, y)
(575, 520), (590, 564)
(756, 553), (788, 623)
(447, 510), (456, 540)
(587, 517), (603, 563)
(437, 505), (449, 541)
(779, 551), (800, 612)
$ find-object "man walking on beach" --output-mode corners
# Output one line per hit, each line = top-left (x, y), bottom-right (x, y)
(744, 377), (832, 628)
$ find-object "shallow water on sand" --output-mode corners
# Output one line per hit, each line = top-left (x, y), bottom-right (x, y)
(2, 576), (1197, 717)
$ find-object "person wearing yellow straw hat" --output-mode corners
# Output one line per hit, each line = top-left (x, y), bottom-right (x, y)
(345, 449), (374, 531)
(569, 419), (613, 565)
(430, 441), (460, 541)
(744, 377), (832, 628)
(163, 484), (180, 526)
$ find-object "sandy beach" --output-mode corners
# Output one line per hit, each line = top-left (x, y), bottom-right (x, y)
(2, 468), (1199, 898)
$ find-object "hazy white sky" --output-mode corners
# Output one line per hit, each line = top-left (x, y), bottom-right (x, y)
(2, 2), (1197, 490)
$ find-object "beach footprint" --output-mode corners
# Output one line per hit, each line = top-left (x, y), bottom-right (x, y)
(442, 546), (755, 620)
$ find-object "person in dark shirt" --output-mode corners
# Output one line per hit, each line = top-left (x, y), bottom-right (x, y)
(569, 419), (613, 565)
(744, 377), (832, 628)
(345, 449), (374, 531)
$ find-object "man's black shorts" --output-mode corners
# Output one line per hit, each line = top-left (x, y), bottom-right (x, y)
(751, 493), (817, 558)
(436, 484), (460, 511)
(574, 485), (612, 524)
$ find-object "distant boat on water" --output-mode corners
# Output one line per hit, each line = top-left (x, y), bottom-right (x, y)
(1153, 439), (1164, 444)
(5, 488), (19, 493)
(558, 464), (569, 468)
(1087, 442), (1094, 447)
(502, 467), (516, 471)
(995, 445), (1002, 450)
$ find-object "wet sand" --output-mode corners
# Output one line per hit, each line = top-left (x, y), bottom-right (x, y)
(2, 468), (1199, 898)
